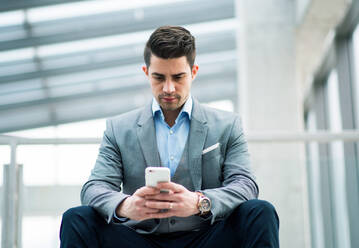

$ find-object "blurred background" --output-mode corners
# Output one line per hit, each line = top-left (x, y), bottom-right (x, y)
(0, 0), (358, 247)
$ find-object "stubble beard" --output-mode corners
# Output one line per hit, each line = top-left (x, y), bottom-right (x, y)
(158, 94), (182, 112)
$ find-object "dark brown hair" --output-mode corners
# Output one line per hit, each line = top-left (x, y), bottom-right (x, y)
(144, 26), (196, 68)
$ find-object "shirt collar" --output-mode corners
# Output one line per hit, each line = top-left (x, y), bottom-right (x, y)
(152, 94), (193, 120)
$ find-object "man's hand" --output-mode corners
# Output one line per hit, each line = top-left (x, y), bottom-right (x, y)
(145, 182), (200, 218)
(116, 182), (200, 221)
(116, 186), (162, 221)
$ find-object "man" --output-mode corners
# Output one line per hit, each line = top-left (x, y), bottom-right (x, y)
(60, 26), (279, 248)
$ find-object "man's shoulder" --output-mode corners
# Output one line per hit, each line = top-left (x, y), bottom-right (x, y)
(107, 106), (146, 126)
(198, 103), (240, 124)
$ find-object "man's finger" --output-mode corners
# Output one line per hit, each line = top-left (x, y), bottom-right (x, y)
(145, 193), (178, 202)
(144, 207), (162, 214)
(135, 186), (160, 197)
(145, 200), (176, 210)
(157, 182), (184, 193)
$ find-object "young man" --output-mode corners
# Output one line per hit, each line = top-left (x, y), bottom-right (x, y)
(60, 26), (279, 248)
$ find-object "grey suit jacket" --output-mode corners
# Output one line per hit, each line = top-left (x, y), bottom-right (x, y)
(80, 98), (259, 233)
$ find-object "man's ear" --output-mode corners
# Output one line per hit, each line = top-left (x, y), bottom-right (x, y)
(191, 65), (199, 80)
(142, 65), (149, 76)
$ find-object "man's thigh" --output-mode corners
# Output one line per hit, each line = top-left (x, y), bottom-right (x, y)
(61, 200), (278, 248)
(148, 220), (236, 248)
(102, 223), (159, 248)
(178, 199), (279, 248)
(60, 206), (158, 248)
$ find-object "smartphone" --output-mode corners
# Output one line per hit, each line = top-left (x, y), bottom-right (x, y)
(145, 167), (170, 193)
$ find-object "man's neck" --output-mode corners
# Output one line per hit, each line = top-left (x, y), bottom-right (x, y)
(162, 108), (181, 127)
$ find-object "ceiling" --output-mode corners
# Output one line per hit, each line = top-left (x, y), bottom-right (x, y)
(0, 0), (238, 132)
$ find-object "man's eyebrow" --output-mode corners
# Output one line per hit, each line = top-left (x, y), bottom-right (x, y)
(151, 72), (186, 77)
(151, 72), (164, 77)
(172, 72), (186, 77)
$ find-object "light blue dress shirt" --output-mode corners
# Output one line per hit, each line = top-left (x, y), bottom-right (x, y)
(152, 95), (192, 177)
(113, 96), (192, 221)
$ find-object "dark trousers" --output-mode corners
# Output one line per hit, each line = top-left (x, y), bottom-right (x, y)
(60, 199), (279, 248)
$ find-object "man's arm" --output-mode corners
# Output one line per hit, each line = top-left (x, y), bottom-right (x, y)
(80, 119), (130, 224)
(201, 116), (259, 224)
(81, 118), (178, 223)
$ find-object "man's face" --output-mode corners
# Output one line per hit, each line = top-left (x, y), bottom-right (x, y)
(142, 55), (198, 112)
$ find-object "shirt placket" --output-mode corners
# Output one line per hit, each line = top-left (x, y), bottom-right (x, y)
(167, 125), (176, 177)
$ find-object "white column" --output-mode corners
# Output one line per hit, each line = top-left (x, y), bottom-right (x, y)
(1, 141), (23, 248)
(236, 1), (309, 247)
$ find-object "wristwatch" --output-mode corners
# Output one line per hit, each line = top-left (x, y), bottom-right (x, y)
(196, 192), (211, 215)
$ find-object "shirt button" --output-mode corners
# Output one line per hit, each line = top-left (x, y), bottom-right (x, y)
(170, 219), (176, 225)
(169, 130), (173, 135)
(170, 156), (174, 160)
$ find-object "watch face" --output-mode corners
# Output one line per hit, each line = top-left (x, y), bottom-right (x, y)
(200, 198), (211, 212)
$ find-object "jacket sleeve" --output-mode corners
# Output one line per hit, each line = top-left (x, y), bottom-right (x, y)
(200, 116), (259, 224)
(80, 119), (130, 224)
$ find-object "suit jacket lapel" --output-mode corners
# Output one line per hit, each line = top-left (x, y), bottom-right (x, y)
(136, 103), (161, 167)
(136, 98), (208, 189)
(188, 98), (208, 190)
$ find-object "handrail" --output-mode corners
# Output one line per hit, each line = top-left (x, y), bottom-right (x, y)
(0, 137), (102, 145)
(247, 130), (359, 142)
(1, 130), (359, 248)
(1, 130), (359, 144)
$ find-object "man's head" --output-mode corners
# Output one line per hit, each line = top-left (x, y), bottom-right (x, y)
(144, 26), (196, 69)
(142, 26), (198, 114)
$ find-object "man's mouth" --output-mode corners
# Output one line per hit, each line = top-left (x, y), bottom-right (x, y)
(160, 95), (179, 102)
(162, 97), (176, 102)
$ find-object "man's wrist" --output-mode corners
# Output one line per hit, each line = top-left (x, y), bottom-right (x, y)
(195, 191), (211, 216)
(116, 196), (130, 218)
(193, 192), (200, 215)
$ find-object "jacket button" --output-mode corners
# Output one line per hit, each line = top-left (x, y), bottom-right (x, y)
(170, 219), (176, 225)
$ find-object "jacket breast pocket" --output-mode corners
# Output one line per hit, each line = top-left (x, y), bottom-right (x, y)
(202, 143), (221, 161)
(202, 149), (221, 161)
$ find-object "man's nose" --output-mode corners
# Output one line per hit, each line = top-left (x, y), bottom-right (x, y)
(163, 80), (175, 94)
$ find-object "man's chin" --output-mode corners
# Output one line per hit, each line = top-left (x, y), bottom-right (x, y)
(160, 102), (180, 111)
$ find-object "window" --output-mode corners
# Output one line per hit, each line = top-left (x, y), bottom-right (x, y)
(326, 70), (351, 247)
(352, 24), (359, 127)
(305, 110), (325, 248)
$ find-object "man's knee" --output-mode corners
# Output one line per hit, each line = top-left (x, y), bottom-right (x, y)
(240, 199), (276, 212)
(60, 206), (105, 247)
(233, 199), (279, 225)
(62, 206), (98, 227)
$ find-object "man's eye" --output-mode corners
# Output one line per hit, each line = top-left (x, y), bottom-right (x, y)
(154, 77), (164, 81)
